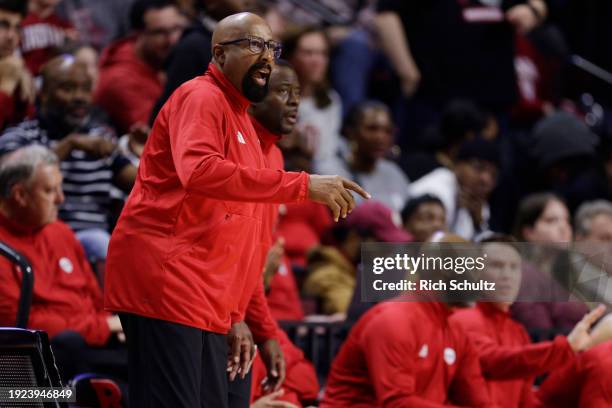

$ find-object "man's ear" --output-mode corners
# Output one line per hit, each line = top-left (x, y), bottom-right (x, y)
(11, 183), (28, 207)
(213, 45), (226, 66)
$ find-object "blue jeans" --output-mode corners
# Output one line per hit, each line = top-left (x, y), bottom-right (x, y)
(331, 29), (377, 116)
(76, 228), (110, 262)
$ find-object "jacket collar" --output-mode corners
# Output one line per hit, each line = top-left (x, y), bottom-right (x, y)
(250, 117), (281, 152)
(425, 301), (454, 322)
(0, 211), (44, 237)
(206, 63), (251, 113)
(477, 301), (510, 321)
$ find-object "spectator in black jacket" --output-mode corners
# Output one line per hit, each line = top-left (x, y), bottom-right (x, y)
(149, 0), (245, 123)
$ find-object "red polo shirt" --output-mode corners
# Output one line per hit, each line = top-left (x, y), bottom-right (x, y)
(104, 64), (308, 334)
(321, 300), (493, 408)
(451, 303), (575, 408)
(0, 217), (111, 346)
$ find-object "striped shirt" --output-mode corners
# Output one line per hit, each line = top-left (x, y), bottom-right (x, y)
(0, 116), (130, 232)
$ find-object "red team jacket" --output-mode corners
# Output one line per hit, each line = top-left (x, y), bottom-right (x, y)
(250, 328), (319, 406)
(322, 301), (493, 408)
(451, 303), (575, 408)
(265, 255), (304, 321)
(0, 217), (111, 346)
(248, 119), (304, 323)
(537, 341), (612, 408)
(104, 64), (308, 334)
(242, 118), (289, 343)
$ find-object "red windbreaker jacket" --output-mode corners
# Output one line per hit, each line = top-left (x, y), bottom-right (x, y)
(104, 64), (308, 334)
(537, 341), (612, 408)
(0, 217), (111, 346)
(451, 303), (575, 408)
(321, 301), (493, 408)
(242, 118), (287, 343)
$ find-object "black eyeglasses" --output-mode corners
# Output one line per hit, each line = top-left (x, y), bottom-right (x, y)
(218, 35), (282, 59)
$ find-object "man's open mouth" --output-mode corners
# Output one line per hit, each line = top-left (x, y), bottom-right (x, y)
(251, 67), (271, 87)
(285, 110), (298, 125)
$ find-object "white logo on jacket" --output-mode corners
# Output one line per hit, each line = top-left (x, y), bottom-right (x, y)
(418, 344), (428, 358)
(236, 131), (246, 144)
(444, 347), (456, 365)
(59, 257), (73, 274)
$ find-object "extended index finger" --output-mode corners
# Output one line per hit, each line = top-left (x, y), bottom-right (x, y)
(342, 178), (370, 200)
(582, 305), (606, 327)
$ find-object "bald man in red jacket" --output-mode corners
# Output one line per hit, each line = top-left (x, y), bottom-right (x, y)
(104, 12), (367, 408)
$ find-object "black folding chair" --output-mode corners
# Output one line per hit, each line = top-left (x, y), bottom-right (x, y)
(0, 240), (68, 407)
(0, 240), (34, 328)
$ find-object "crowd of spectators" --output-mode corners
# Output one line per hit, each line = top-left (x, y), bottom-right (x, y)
(2, 0), (612, 406)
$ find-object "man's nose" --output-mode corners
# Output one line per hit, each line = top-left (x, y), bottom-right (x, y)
(288, 89), (299, 106)
(260, 45), (274, 64)
(55, 187), (65, 205)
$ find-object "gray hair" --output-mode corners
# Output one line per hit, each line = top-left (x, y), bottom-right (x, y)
(575, 200), (612, 236)
(0, 145), (59, 199)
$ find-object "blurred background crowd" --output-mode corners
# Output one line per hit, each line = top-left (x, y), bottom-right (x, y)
(1, 0), (612, 406)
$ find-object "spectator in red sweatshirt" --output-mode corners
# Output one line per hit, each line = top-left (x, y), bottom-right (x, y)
(321, 233), (493, 408)
(21, 0), (76, 75)
(94, 0), (186, 134)
(451, 235), (607, 408)
(0, 145), (124, 380)
(0, 0), (35, 131)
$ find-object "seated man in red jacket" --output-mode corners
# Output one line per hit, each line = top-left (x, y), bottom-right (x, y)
(94, 0), (186, 134)
(0, 145), (124, 380)
(451, 235), (607, 408)
(537, 340), (612, 408)
(321, 233), (494, 408)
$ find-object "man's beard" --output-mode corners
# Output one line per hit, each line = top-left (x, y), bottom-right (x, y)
(43, 103), (90, 133)
(242, 63), (270, 103)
